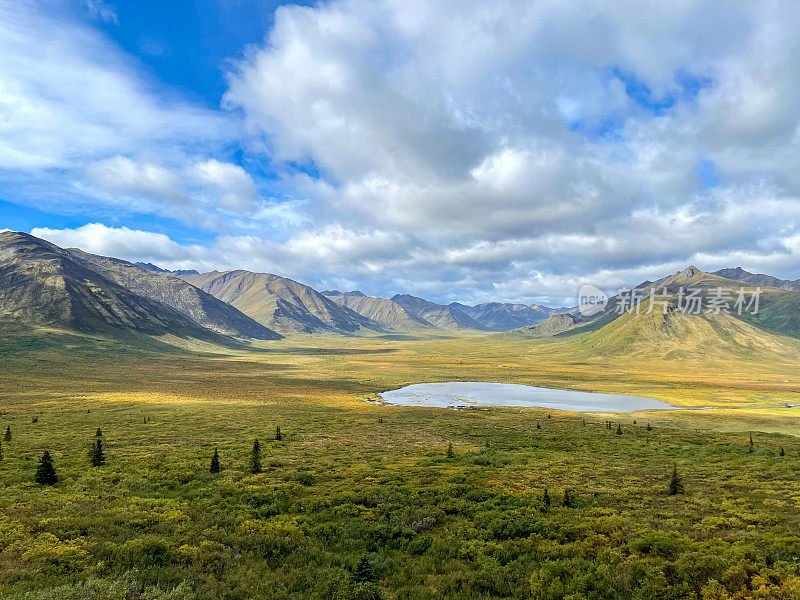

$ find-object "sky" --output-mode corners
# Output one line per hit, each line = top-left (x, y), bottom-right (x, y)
(3, 0), (800, 305)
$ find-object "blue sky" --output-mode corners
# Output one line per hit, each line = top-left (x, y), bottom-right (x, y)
(3, 1), (800, 304)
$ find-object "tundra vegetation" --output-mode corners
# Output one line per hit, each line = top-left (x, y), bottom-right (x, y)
(1, 330), (800, 599)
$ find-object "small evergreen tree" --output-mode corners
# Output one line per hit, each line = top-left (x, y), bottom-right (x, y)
(669, 464), (684, 495)
(616, 423), (623, 435)
(89, 438), (105, 467)
(275, 425), (282, 441)
(32, 417), (38, 423)
(542, 488), (551, 510)
(536, 422), (541, 430)
(749, 433), (754, 453)
(547, 414), (551, 419)
(780, 447), (785, 457)
(646, 423), (653, 432)
(4, 426), (10, 442)
(446, 442), (454, 459)
(250, 439), (262, 474)
(210, 448), (220, 473)
(35, 451), (57, 485)
(563, 489), (573, 508)
(633, 420), (637, 425)
(355, 555), (376, 582)
(96, 427), (102, 437)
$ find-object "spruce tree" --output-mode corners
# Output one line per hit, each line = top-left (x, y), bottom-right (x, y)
(616, 423), (623, 435)
(89, 438), (105, 467)
(446, 442), (454, 459)
(96, 427), (102, 437)
(542, 488), (551, 511)
(210, 448), (220, 473)
(355, 555), (376, 583)
(250, 439), (262, 474)
(4, 426), (10, 442)
(35, 451), (57, 485)
(536, 422), (541, 430)
(668, 464), (684, 495)
(563, 489), (573, 508)
(275, 426), (282, 441)
(780, 447), (785, 457)
(646, 423), (652, 432)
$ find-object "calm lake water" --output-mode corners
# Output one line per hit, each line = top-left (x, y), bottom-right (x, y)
(378, 381), (675, 412)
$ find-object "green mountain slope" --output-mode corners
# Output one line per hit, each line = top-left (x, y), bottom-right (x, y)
(503, 313), (581, 338)
(578, 305), (800, 360)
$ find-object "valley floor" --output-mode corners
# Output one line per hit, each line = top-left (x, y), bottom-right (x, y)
(1, 331), (800, 598)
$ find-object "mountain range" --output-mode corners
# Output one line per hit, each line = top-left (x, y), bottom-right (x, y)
(4, 230), (800, 358)
(505, 265), (800, 358)
(0, 231), (280, 343)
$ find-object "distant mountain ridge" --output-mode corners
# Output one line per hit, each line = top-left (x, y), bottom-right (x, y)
(713, 267), (800, 291)
(7, 230), (800, 351)
(135, 262), (199, 276)
(180, 271), (387, 334)
(450, 301), (560, 331)
(391, 294), (487, 330)
(322, 291), (435, 331)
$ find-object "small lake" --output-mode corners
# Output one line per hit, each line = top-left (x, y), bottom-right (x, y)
(378, 382), (675, 412)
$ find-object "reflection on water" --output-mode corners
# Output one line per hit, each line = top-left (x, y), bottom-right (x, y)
(378, 381), (675, 412)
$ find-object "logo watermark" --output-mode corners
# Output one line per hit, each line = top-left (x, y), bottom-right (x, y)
(577, 284), (609, 317)
(576, 284), (762, 317)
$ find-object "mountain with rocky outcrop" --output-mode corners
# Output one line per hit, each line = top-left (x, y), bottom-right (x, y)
(0, 231), (278, 343)
(391, 294), (487, 330)
(323, 291), (435, 331)
(180, 271), (387, 334)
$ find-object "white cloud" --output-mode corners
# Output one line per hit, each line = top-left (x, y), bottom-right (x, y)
(83, 0), (118, 24)
(188, 160), (258, 213)
(10, 1), (800, 304)
(86, 156), (185, 203)
(0, 1), (233, 171)
(31, 223), (201, 265)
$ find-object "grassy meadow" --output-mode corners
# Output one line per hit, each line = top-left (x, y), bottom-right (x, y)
(2, 329), (800, 598)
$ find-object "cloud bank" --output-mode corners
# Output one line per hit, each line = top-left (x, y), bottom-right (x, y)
(9, 1), (800, 303)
